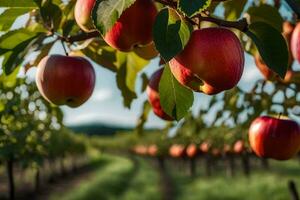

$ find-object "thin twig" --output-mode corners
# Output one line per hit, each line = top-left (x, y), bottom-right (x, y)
(60, 40), (69, 56)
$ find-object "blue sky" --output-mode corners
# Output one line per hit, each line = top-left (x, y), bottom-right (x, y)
(3, 1), (297, 128)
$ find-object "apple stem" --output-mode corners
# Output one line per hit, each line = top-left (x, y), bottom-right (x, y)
(61, 40), (69, 56)
(278, 113), (282, 119)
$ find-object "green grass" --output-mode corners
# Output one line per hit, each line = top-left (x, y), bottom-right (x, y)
(121, 158), (162, 200)
(168, 158), (300, 200)
(49, 155), (300, 200)
(50, 155), (161, 200)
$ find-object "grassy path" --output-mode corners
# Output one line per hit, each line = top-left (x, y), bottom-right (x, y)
(49, 155), (162, 200)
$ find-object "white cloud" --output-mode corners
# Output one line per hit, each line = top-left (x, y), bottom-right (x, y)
(90, 88), (113, 102)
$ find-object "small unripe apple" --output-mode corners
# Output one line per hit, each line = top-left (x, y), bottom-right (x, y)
(74, 0), (96, 32)
(146, 68), (174, 121)
(169, 28), (244, 95)
(249, 116), (300, 160)
(186, 144), (198, 158)
(36, 55), (96, 108)
(104, 0), (157, 52)
(291, 23), (300, 63)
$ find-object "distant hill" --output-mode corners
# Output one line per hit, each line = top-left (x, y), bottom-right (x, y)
(68, 123), (133, 136)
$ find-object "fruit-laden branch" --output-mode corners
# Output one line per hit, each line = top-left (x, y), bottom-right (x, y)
(63, 31), (100, 43)
(62, 0), (250, 44)
(285, 0), (300, 18)
(63, 17), (248, 43)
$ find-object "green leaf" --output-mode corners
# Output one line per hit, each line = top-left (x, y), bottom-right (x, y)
(81, 39), (118, 72)
(246, 4), (284, 32)
(0, 66), (20, 88)
(0, 28), (39, 54)
(92, 0), (136, 35)
(178, 0), (211, 17)
(246, 22), (288, 79)
(39, 1), (62, 31)
(3, 35), (39, 74)
(0, 8), (32, 31)
(153, 8), (192, 62)
(159, 65), (194, 121)
(0, 1), (37, 8)
(224, 0), (247, 20)
(116, 52), (149, 108)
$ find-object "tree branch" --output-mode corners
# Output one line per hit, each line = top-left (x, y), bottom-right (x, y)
(154, 0), (176, 7)
(63, 31), (100, 43)
(198, 15), (249, 32)
(285, 0), (300, 18)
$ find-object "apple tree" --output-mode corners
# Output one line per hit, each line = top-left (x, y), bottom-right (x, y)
(1, 0), (300, 161)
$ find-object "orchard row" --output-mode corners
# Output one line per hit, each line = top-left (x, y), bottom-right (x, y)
(0, 77), (88, 200)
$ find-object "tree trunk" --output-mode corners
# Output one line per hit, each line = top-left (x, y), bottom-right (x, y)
(35, 167), (40, 192)
(72, 156), (77, 173)
(205, 154), (212, 176)
(157, 156), (165, 170)
(189, 157), (196, 177)
(48, 159), (55, 183)
(241, 153), (250, 177)
(7, 158), (15, 200)
(261, 158), (269, 170)
(60, 158), (65, 177)
(226, 154), (235, 177)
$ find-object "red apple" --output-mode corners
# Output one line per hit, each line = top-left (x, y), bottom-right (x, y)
(223, 144), (232, 154)
(74, 0), (96, 32)
(212, 148), (221, 156)
(74, 0), (157, 52)
(134, 145), (148, 155)
(249, 116), (300, 160)
(169, 28), (244, 95)
(169, 144), (185, 158)
(199, 142), (210, 153)
(186, 144), (198, 158)
(148, 144), (158, 156)
(146, 68), (174, 121)
(233, 140), (244, 154)
(36, 55), (96, 108)
(103, 0), (157, 52)
(291, 23), (300, 63)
